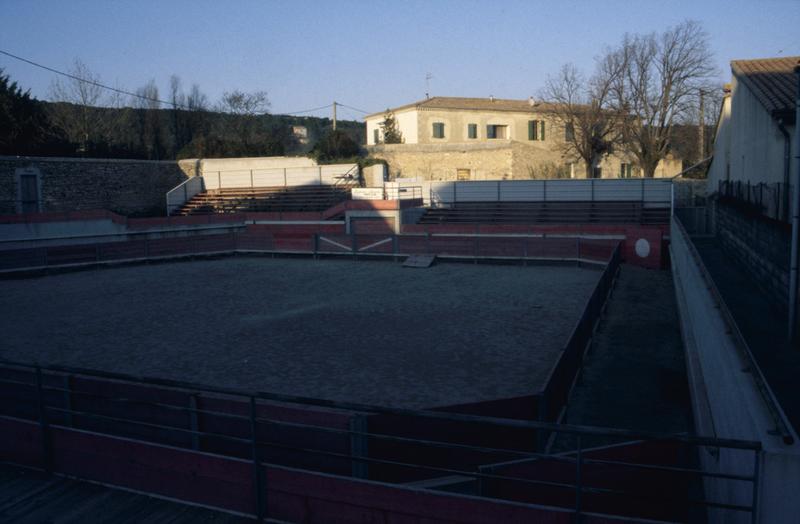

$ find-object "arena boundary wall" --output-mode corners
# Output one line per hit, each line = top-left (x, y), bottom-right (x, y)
(671, 215), (800, 524)
(0, 360), (762, 523)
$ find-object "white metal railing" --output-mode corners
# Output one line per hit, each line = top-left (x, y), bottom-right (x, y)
(201, 164), (359, 191)
(392, 178), (673, 207)
(166, 176), (205, 216)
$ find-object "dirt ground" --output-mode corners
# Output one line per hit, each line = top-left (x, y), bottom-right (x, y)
(0, 256), (598, 409)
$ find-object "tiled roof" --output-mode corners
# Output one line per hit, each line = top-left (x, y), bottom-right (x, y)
(731, 56), (799, 122)
(364, 96), (564, 119)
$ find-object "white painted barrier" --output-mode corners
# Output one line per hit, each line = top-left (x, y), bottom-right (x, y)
(671, 216), (800, 524)
(392, 178), (673, 206)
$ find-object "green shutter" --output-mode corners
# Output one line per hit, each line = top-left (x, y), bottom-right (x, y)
(528, 121), (535, 140)
(468, 124), (477, 139)
(540, 121), (545, 141)
(487, 125), (495, 139)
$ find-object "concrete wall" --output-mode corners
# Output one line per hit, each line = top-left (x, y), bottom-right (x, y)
(670, 217), (800, 524)
(708, 75), (797, 192)
(198, 156), (316, 174)
(716, 202), (790, 309)
(0, 156), (196, 217)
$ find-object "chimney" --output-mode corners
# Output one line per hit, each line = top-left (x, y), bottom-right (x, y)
(528, 96), (536, 106)
(489, 95), (495, 102)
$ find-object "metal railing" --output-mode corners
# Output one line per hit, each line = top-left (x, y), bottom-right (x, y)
(384, 185), (423, 201)
(200, 164), (359, 191)
(537, 243), (621, 430)
(717, 179), (791, 223)
(0, 358), (762, 522)
(389, 178), (673, 207)
(166, 176), (205, 216)
(672, 215), (795, 446)
(0, 230), (622, 272)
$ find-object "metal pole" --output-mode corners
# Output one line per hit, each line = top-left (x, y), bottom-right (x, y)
(35, 366), (52, 474)
(789, 65), (800, 342)
(751, 450), (761, 524)
(250, 396), (265, 522)
(250, 169), (254, 188)
(575, 435), (583, 520)
(332, 101), (337, 131)
(218, 171), (222, 190)
(189, 395), (200, 450)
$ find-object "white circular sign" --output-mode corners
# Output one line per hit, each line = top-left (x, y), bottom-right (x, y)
(634, 238), (651, 258)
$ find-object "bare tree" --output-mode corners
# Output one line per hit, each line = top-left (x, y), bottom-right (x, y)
(216, 90), (270, 150)
(542, 62), (625, 178)
(610, 20), (716, 177)
(48, 59), (106, 153)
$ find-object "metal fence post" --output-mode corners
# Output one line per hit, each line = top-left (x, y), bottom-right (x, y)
(35, 366), (52, 474)
(250, 396), (265, 522)
(575, 435), (583, 521)
(218, 171), (222, 190)
(62, 375), (73, 427)
(351, 231), (357, 259)
(313, 233), (319, 260)
(189, 394), (200, 450)
(392, 234), (399, 262)
(250, 169), (254, 188)
(751, 450), (761, 524)
(350, 415), (369, 479)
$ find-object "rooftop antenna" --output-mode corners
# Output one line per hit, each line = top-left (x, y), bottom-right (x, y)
(425, 73), (433, 99)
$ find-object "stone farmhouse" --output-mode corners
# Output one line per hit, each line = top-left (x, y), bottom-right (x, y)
(365, 96), (681, 181)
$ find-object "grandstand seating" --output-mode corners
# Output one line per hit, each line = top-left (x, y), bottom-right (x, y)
(174, 184), (356, 216)
(417, 201), (670, 225)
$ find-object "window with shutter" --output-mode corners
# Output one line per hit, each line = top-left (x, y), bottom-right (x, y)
(528, 120), (535, 140)
(487, 125), (496, 139)
(539, 121), (545, 140)
(468, 124), (477, 139)
(432, 123), (445, 139)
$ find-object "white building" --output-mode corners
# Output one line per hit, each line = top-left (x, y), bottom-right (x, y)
(707, 56), (799, 219)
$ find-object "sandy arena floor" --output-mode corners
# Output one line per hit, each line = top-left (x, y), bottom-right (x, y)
(0, 257), (598, 409)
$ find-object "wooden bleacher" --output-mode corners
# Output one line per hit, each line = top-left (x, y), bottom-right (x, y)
(174, 184), (355, 216)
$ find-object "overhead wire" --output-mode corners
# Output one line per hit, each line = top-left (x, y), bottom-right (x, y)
(1, 49), (374, 118)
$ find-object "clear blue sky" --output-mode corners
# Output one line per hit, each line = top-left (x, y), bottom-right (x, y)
(1, 0), (798, 121)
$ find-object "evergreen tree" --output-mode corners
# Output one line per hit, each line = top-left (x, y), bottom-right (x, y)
(0, 69), (51, 155)
(380, 109), (403, 144)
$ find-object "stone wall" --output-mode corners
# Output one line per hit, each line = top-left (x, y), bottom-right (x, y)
(369, 142), (514, 181)
(0, 156), (197, 216)
(370, 141), (678, 182)
(715, 200), (790, 309)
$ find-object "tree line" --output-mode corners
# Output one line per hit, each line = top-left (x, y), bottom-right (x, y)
(0, 60), (363, 161)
